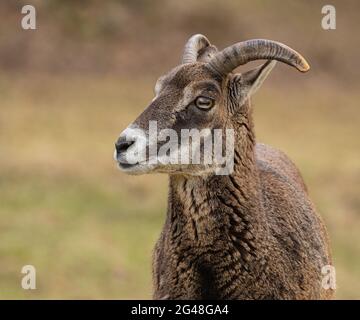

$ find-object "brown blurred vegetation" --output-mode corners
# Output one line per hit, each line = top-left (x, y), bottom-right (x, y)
(0, 0), (359, 85)
(0, 0), (359, 299)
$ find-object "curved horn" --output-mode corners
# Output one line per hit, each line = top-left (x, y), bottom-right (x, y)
(182, 34), (211, 64)
(208, 39), (310, 75)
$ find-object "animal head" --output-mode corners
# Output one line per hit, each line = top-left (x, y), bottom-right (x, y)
(115, 34), (309, 175)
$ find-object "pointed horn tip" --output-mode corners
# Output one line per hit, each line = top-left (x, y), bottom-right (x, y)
(298, 59), (310, 72)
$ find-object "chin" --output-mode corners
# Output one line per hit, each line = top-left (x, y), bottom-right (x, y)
(117, 161), (218, 176)
(117, 162), (153, 175)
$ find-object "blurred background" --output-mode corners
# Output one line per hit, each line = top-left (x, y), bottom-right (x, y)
(0, 0), (359, 299)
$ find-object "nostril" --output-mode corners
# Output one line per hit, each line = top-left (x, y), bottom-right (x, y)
(115, 138), (135, 155)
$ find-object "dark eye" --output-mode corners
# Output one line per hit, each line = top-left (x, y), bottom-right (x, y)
(194, 96), (214, 110)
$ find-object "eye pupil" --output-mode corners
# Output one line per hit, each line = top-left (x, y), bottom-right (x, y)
(195, 96), (214, 110)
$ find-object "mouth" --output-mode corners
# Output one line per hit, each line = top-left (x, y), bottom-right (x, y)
(118, 161), (138, 170)
(116, 160), (155, 175)
(114, 148), (141, 172)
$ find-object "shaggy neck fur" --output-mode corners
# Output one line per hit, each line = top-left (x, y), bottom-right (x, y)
(153, 100), (332, 300)
(167, 103), (268, 266)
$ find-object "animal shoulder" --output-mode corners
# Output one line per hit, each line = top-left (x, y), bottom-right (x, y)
(255, 143), (307, 192)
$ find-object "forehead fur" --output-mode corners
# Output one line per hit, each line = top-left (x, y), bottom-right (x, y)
(162, 63), (220, 90)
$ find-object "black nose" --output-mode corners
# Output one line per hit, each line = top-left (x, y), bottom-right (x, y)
(115, 137), (135, 158)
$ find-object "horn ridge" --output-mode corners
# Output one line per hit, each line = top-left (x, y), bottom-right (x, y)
(208, 39), (310, 75)
(182, 34), (211, 64)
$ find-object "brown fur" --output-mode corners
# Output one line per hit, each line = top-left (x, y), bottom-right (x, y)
(116, 43), (334, 300)
(152, 112), (333, 299)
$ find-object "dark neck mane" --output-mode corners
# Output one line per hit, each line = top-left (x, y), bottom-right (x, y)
(167, 113), (268, 256)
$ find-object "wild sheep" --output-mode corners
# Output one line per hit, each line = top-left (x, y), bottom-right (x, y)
(114, 34), (334, 299)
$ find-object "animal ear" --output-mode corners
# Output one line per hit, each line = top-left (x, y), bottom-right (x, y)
(241, 60), (277, 98)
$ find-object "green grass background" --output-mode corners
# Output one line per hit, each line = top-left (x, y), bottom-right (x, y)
(0, 0), (359, 299)
(0, 75), (359, 299)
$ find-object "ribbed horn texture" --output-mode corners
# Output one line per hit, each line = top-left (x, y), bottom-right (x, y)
(208, 39), (310, 75)
(182, 34), (211, 64)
